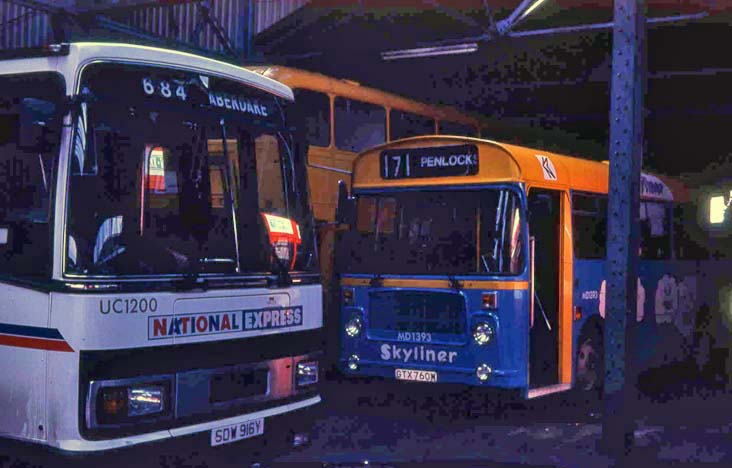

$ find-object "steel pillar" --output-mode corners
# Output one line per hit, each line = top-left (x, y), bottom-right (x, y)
(601, 0), (646, 458)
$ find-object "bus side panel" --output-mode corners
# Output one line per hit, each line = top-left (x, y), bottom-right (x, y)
(45, 346), (82, 448)
(572, 259), (605, 380)
(637, 259), (700, 368)
(573, 258), (702, 376)
(0, 283), (50, 442)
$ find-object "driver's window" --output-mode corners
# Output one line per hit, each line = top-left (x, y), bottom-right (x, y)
(0, 72), (63, 279)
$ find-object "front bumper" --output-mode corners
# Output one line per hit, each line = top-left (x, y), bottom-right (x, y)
(56, 394), (320, 452)
(339, 357), (522, 389)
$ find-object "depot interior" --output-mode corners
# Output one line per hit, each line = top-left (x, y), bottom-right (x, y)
(3, 0), (732, 392)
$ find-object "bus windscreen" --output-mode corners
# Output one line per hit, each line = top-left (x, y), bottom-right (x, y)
(337, 189), (524, 276)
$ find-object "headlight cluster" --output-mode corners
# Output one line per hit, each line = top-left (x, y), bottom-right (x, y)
(295, 360), (319, 387)
(347, 354), (360, 371)
(94, 379), (172, 427)
(345, 316), (363, 338)
(472, 321), (494, 346)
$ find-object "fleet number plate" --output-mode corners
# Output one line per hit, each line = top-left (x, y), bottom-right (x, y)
(210, 418), (264, 447)
(395, 368), (438, 383)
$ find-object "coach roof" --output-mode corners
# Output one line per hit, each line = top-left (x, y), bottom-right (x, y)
(0, 42), (294, 101)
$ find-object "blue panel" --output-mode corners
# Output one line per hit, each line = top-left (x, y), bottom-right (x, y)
(339, 282), (529, 390)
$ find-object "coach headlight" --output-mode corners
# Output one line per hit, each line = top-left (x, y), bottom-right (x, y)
(472, 322), (494, 346)
(345, 316), (363, 338)
(89, 377), (173, 429)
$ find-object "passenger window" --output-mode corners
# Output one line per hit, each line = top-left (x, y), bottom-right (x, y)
(334, 98), (385, 152)
(293, 89), (330, 147)
(640, 201), (671, 259)
(572, 193), (607, 259)
(0, 73), (63, 279)
(439, 120), (477, 137)
(254, 134), (287, 215)
(390, 110), (435, 140)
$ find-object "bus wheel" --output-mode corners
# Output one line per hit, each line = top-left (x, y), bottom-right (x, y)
(576, 334), (603, 393)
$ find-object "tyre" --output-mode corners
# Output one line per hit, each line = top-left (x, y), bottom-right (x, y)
(575, 331), (604, 395)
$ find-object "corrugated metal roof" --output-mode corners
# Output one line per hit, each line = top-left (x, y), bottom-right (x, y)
(0, 0), (52, 49)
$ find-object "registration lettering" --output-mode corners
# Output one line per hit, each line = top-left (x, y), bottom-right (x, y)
(211, 418), (264, 447)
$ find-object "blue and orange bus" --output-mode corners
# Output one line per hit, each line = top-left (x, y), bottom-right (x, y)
(334, 136), (711, 398)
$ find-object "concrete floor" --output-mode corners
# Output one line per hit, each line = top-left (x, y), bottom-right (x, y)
(3, 370), (732, 468)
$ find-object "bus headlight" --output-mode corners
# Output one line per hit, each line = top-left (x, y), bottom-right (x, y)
(476, 364), (492, 382)
(345, 316), (363, 338)
(347, 354), (360, 371)
(128, 385), (165, 417)
(295, 360), (319, 387)
(472, 322), (494, 345)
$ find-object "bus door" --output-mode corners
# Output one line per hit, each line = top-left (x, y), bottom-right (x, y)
(528, 189), (562, 393)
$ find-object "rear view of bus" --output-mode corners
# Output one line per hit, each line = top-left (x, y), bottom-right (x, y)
(336, 136), (530, 392)
(0, 43), (321, 457)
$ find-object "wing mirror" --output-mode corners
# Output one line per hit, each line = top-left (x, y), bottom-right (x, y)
(335, 180), (356, 227)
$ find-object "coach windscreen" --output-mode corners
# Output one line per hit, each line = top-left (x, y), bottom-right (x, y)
(64, 63), (315, 277)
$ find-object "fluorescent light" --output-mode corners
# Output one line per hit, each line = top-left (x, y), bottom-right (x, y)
(381, 43), (478, 61)
(520, 0), (549, 20)
(710, 194), (729, 224)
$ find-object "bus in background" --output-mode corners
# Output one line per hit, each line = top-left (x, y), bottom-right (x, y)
(249, 65), (481, 359)
(334, 136), (711, 398)
(0, 43), (321, 462)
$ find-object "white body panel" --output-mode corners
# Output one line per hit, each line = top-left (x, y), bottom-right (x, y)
(0, 44), (321, 452)
(50, 285), (321, 350)
(0, 284), (50, 443)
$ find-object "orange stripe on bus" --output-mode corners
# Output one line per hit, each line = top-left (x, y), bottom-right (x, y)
(341, 277), (528, 290)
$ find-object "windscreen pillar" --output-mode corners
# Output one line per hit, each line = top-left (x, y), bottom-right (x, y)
(601, 0), (646, 457)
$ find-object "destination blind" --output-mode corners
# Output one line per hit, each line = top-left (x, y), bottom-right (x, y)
(380, 144), (479, 179)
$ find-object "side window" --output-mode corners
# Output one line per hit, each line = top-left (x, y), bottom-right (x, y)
(0, 73), (63, 279)
(438, 120), (477, 137)
(572, 193), (608, 259)
(640, 201), (671, 259)
(674, 203), (708, 260)
(334, 97), (385, 152)
(389, 110), (435, 140)
(293, 89), (330, 147)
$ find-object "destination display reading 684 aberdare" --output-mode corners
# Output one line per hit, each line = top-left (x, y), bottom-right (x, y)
(380, 144), (479, 179)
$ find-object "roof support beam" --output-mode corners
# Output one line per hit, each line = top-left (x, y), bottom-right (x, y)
(601, 0), (646, 458)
